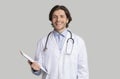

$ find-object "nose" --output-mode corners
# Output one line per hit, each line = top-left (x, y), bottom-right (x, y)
(56, 16), (60, 22)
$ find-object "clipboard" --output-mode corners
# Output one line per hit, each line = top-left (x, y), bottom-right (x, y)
(20, 50), (48, 73)
(20, 50), (34, 62)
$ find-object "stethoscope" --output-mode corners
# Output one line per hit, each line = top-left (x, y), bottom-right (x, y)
(43, 30), (74, 55)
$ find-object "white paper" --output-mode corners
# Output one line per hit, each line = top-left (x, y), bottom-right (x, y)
(20, 50), (34, 62)
(20, 50), (47, 73)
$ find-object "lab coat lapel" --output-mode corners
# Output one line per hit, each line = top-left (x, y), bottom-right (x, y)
(50, 32), (60, 50)
(61, 31), (70, 53)
(57, 31), (71, 79)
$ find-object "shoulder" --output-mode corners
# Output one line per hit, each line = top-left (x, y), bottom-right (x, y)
(72, 33), (85, 43)
(72, 33), (87, 50)
(36, 31), (53, 44)
(72, 32), (86, 47)
(37, 36), (47, 44)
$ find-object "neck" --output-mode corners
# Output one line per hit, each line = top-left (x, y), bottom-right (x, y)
(54, 28), (67, 33)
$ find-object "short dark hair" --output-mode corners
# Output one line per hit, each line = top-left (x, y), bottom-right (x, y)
(49, 5), (72, 28)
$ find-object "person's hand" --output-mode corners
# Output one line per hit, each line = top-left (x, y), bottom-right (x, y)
(28, 60), (40, 71)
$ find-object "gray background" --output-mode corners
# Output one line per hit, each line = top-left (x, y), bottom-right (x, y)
(0, 0), (120, 79)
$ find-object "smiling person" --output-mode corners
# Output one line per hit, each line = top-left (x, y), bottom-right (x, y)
(28, 5), (89, 79)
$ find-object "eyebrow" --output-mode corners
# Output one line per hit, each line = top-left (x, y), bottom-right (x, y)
(52, 14), (65, 16)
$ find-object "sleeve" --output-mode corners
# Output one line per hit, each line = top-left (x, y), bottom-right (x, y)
(77, 38), (89, 79)
(31, 39), (44, 76)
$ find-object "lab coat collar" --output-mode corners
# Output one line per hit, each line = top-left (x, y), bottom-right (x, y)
(53, 29), (68, 38)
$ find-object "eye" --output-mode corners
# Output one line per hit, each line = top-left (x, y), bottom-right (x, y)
(60, 15), (65, 18)
(52, 15), (57, 19)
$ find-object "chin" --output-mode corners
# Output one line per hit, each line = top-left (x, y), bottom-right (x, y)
(55, 26), (62, 29)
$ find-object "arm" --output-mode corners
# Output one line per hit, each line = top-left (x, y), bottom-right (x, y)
(77, 39), (89, 79)
(29, 39), (43, 76)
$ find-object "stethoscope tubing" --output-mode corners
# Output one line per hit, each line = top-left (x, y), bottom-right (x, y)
(43, 30), (74, 54)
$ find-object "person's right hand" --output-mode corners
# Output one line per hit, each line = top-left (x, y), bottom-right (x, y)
(28, 60), (40, 71)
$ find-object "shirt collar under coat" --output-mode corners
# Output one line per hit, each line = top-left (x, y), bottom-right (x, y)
(53, 29), (68, 38)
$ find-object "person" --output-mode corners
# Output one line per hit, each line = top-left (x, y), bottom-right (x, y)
(28, 5), (89, 79)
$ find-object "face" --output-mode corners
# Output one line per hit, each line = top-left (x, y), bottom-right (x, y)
(51, 9), (68, 32)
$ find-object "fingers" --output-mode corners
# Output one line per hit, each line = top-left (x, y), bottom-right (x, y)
(27, 60), (40, 71)
(31, 62), (40, 71)
(28, 60), (32, 65)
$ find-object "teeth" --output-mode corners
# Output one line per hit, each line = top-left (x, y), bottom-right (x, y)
(57, 22), (62, 24)
(58, 23), (60, 25)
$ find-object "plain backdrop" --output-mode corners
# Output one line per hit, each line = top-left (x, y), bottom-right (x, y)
(0, 0), (120, 79)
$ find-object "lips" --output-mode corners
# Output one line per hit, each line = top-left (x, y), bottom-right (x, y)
(56, 23), (62, 25)
(56, 22), (62, 25)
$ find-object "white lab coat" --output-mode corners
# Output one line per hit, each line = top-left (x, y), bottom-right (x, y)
(33, 31), (89, 79)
